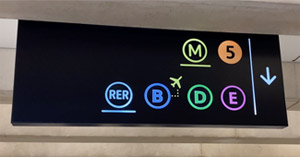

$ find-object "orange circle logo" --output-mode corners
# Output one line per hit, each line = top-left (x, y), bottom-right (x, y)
(218, 40), (242, 64)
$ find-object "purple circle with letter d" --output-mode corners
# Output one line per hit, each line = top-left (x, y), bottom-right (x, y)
(221, 85), (246, 111)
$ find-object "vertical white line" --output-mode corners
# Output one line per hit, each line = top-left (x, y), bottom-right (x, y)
(248, 38), (257, 115)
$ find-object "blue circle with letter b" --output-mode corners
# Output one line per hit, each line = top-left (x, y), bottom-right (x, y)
(144, 83), (171, 109)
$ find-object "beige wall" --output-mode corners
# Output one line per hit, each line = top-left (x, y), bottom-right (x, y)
(1, 143), (300, 157)
(0, 48), (15, 91)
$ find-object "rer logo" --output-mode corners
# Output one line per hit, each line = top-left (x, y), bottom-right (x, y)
(144, 83), (171, 109)
(102, 81), (135, 113)
(180, 38), (211, 68)
(187, 84), (213, 110)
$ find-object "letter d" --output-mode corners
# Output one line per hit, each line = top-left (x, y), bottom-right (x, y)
(194, 91), (206, 104)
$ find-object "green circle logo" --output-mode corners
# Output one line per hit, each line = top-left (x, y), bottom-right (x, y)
(187, 84), (213, 110)
(182, 38), (208, 63)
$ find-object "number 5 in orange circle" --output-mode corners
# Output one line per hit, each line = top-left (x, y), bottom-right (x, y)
(218, 40), (242, 64)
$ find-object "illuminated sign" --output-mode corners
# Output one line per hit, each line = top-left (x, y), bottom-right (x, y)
(12, 20), (288, 127)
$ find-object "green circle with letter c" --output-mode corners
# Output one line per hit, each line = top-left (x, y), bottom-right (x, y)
(182, 38), (208, 63)
(187, 84), (213, 110)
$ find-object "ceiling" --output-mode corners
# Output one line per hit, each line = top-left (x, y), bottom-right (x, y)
(0, 0), (299, 35)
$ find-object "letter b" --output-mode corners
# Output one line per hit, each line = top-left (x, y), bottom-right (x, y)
(152, 89), (163, 103)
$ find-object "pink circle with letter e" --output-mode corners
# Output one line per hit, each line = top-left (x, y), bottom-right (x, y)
(221, 85), (246, 111)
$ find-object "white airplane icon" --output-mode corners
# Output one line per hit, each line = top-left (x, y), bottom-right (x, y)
(169, 76), (182, 89)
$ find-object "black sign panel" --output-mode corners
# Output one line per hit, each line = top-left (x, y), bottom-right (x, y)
(12, 20), (288, 127)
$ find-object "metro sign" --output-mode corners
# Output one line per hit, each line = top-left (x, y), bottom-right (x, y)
(12, 20), (287, 127)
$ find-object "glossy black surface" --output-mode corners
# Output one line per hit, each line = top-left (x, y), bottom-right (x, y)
(12, 20), (288, 127)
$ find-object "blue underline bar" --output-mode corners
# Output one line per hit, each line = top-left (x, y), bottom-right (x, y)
(248, 38), (257, 116)
(101, 110), (136, 113)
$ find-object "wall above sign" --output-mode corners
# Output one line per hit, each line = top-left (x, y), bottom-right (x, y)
(11, 20), (288, 127)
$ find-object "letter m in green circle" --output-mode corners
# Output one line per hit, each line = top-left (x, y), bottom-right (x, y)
(188, 43), (202, 57)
